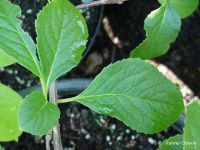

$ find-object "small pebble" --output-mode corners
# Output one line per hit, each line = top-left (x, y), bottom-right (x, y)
(148, 137), (156, 145)
(131, 135), (136, 140)
(106, 135), (111, 142)
(81, 128), (87, 134)
(85, 134), (91, 140)
(125, 129), (130, 134)
(26, 9), (32, 14)
(15, 76), (25, 84)
(100, 117), (105, 124)
(70, 113), (75, 118)
(7, 69), (13, 74)
(110, 124), (116, 130)
(14, 70), (18, 74)
(41, 139), (44, 144)
(117, 136), (122, 141)
(109, 142), (113, 145)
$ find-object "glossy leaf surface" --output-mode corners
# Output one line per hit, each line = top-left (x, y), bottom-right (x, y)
(0, 0), (40, 76)
(36, 0), (88, 91)
(0, 52), (15, 67)
(61, 58), (184, 134)
(18, 92), (60, 135)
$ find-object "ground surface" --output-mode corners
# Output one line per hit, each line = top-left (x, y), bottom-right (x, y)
(0, 0), (200, 149)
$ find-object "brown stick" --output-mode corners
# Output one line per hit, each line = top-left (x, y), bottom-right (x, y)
(45, 132), (52, 150)
(76, 0), (129, 9)
(48, 82), (63, 150)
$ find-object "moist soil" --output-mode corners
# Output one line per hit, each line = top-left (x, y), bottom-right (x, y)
(1, 0), (200, 149)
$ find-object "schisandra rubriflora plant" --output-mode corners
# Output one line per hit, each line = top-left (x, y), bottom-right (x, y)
(0, 0), (199, 149)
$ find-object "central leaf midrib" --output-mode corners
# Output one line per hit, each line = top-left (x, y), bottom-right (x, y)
(22, 101), (48, 126)
(76, 93), (176, 106)
(76, 93), (170, 131)
(46, 9), (68, 88)
(148, 3), (167, 41)
(77, 93), (130, 100)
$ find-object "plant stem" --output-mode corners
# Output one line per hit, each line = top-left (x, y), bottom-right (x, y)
(45, 133), (52, 150)
(58, 97), (75, 104)
(76, 0), (129, 9)
(44, 1), (129, 150)
(46, 81), (63, 150)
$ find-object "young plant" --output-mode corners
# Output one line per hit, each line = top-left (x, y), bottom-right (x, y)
(0, 0), (199, 149)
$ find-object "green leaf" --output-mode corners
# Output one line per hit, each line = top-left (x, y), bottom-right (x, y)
(0, 83), (22, 141)
(130, 1), (181, 59)
(0, 52), (15, 67)
(158, 0), (199, 18)
(18, 91), (60, 135)
(36, 0), (88, 92)
(59, 58), (184, 134)
(160, 134), (183, 150)
(184, 101), (200, 150)
(0, 0), (40, 76)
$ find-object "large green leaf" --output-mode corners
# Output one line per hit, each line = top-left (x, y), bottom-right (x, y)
(130, 1), (181, 59)
(18, 91), (60, 135)
(158, 0), (199, 18)
(0, 52), (15, 67)
(0, 84), (22, 141)
(59, 58), (184, 134)
(160, 134), (183, 150)
(184, 101), (200, 150)
(36, 0), (88, 93)
(0, 0), (40, 76)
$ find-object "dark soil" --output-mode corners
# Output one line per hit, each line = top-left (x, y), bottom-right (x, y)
(1, 0), (200, 150)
